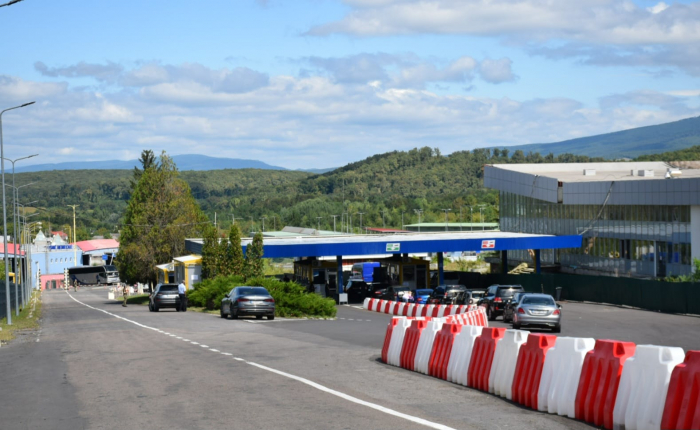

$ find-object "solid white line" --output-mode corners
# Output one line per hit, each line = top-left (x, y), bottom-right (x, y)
(64, 291), (456, 430)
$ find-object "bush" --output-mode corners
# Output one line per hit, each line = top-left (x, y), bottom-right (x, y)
(187, 275), (337, 318)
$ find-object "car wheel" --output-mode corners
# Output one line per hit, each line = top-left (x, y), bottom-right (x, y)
(154, 305), (159, 312)
(513, 322), (521, 330)
(267, 315), (275, 320)
(231, 309), (238, 319)
(552, 325), (561, 333)
(220, 307), (226, 318)
(487, 307), (495, 321)
(148, 303), (153, 312)
(256, 315), (263, 320)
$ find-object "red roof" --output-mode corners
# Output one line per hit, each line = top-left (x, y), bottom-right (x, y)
(0, 243), (25, 255)
(75, 239), (119, 252)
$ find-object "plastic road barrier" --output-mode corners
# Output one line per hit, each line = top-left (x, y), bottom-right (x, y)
(387, 317), (416, 367)
(538, 337), (595, 418)
(437, 305), (451, 318)
(403, 303), (412, 316)
(422, 304), (434, 317)
(575, 339), (637, 430)
(387, 301), (396, 315)
(381, 318), (402, 364)
(428, 323), (463, 380)
(468, 327), (507, 392)
(613, 345), (685, 430)
(447, 325), (484, 386)
(363, 297), (371, 310)
(661, 350), (700, 430)
(400, 319), (430, 371)
(412, 304), (423, 317)
(489, 329), (529, 399)
(414, 319), (445, 375)
(511, 333), (557, 409)
(370, 299), (381, 312)
(393, 302), (404, 316)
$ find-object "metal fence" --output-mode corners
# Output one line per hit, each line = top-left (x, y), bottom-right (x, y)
(477, 273), (700, 315)
(0, 281), (20, 321)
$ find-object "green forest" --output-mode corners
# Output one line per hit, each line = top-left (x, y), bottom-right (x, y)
(11, 144), (698, 240)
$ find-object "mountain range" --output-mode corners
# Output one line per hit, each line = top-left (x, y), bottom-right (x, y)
(14, 115), (700, 173)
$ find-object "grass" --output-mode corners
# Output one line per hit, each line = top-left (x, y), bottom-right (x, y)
(0, 291), (42, 344)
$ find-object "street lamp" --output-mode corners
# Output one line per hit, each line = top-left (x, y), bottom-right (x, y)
(1, 101), (35, 324)
(316, 217), (321, 231)
(6, 177), (37, 310)
(381, 210), (387, 228)
(442, 209), (451, 232)
(478, 204), (487, 230)
(414, 209), (423, 232)
(67, 205), (79, 264)
(260, 216), (267, 232)
(355, 212), (364, 234)
(330, 215), (338, 232)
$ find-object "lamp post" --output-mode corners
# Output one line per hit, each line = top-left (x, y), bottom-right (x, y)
(22, 219), (41, 295)
(330, 215), (338, 232)
(442, 209), (451, 232)
(67, 205), (79, 265)
(401, 211), (405, 230)
(478, 204), (487, 230)
(316, 217), (321, 231)
(260, 216), (267, 232)
(414, 209), (423, 232)
(12, 198), (37, 313)
(1, 101), (35, 324)
(381, 210), (387, 228)
(355, 212), (364, 234)
(469, 206), (474, 231)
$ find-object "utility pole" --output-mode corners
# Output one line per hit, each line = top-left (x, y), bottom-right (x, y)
(414, 209), (423, 232)
(261, 216), (267, 232)
(401, 211), (405, 230)
(381, 210), (387, 228)
(67, 205), (79, 265)
(316, 217), (322, 231)
(478, 204), (487, 230)
(442, 208), (451, 231)
(331, 215), (338, 232)
(231, 213), (235, 225)
(356, 212), (364, 234)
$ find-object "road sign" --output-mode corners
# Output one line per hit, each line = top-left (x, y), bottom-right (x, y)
(386, 243), (400, 252)
(481, 240), (496, 249)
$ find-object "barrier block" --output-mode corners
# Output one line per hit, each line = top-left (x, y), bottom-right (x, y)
(402, 303), (412, 316)
(393, 302), (404, 316)
(387, 317), (415, 367)
(468, 327), (506, 392)
(381, 317), (402, 363)
(447, 325), (484, 386)
(412, 304), (423, 317)
(387, 301), (396, 315)
(422, 304), (434, 317)
(661, 350), (700, 430)
(538, 337), (595, 418)
(382, 300), (392, 314)
(613, 345), (685, 430)
(489, 329), (529, 399)
(414, 320), (445, 375)
(428, 323), (462, 380)
(512, 333), (557, 409)
(400, 319), (430, 371)
(363, 298), (371, 310)
(437, 305), (450, 318)
(575, 339), (636, 430)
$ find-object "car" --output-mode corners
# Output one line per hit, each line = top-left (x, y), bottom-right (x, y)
(428, 285), (469, 305)
(220, 286), (275, 320)
(372, 285), (410, 301)
(149, 283), (185, 312)
(344, 278), (370, 302)
(479, 284), (525, 321)
(413, 289), (433, 304)
(511, 293), (561, 332)
(502, 292), (531, 323)
(468, 290), (486, 305)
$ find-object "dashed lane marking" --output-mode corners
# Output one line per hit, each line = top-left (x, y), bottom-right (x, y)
(65, 290), (456, 430)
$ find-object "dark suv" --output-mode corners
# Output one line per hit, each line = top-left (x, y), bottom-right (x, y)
(428, 285), (468, 305)
(479, 284), (525, 321)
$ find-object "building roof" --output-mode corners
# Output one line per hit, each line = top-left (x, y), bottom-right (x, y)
(0, 243), (25, 255)
(365, 227), (411, 233)
(186, 231), (582, 259)
(74, 239), (120, 253)
(173, 255), (201, 264)
(404, 223), (499, 228)
(485, 161), (700, 205)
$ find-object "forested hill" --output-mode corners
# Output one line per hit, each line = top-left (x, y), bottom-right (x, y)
(16, 147), (602, 238)
(635, 144), (700, 162)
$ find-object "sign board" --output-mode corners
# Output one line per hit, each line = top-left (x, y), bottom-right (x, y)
(386, 243), (400, 252)
(102, 255), (108, 260)
(481, 240), (496, 249)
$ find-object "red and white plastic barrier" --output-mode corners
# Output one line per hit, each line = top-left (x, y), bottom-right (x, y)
(364, 299), (477, 317)
(661, 350), (700, 430)
(511, 333), (557, 410)
(446, 325), (483, 386)
(489, 329), (529, 400)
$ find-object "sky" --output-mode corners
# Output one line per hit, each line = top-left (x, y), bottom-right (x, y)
(1, 0), (700, 169)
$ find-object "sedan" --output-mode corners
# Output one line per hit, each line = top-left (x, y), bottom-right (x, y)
(512, 293), (561, 333)
(221, 286), (275, 320)
(149, 283), (185, 312)
(414, 289), (433, 304)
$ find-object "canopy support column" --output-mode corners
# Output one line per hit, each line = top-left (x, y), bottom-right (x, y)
(535, 249), (541, 274)
(337, 255), (344, 294)
(438, 252), (444, 286)
(501, 250), (508, 274)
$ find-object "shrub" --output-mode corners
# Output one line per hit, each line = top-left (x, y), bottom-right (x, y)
(187, 275), (336, 318)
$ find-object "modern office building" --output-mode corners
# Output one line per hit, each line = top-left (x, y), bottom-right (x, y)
(484, 162), (700, 278)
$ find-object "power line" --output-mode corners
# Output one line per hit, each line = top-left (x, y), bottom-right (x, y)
(0, 0), (26, 8)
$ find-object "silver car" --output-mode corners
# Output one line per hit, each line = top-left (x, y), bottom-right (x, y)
(512, 293), (561, 333)
(220, 286), (275, 320)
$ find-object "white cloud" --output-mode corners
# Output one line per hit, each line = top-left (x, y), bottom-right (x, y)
(479, 58), (517, 84)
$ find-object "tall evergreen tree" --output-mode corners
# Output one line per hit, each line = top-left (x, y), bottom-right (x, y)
(227, 224), (245, 276)
(244, 231), (264, 280)
(117, 151), (208, 285)
(201, 224), (218, 279)
(130, 149), (157, 190)
(214, 228), (229, 276)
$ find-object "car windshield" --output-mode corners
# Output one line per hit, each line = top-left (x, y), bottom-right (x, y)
(238, 287), (269, 296)
(471, 292), (485, 298)
(158, 285), (178, 293)
(433, 287), (445, 295)
(497, 288), (522, 298)
(416, 289), (432, 295)
(521, 296), (555, 306)
(446, 286), (466, 292)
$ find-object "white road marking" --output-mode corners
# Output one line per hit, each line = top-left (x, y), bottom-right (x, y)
(200, 345), (209, 348)
(65, 291), (456, 430)
(209, 349), (219, 352)
(221, 353), (232, 356)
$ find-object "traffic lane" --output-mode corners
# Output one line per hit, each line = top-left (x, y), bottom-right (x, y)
(72, 289), (588, 430)
(37, 291), (454, 430)
(488, 301), (700, 351)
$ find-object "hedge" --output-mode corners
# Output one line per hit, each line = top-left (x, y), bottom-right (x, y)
(187, 275), (337, 318)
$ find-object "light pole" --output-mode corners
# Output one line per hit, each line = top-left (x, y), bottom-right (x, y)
(22, 218), (41, 295)
(1, 101), (35, 324)
(442, 209), (451, 232)
(381, 210), (387, 228)
(13, 199), (37, 313)
(67, 205), (79, 265)
(316, 217), (322, 231)
(414, 209), (423, 232)
(401, 211), (405, 230)
(261, 216), (267, 232)
(459, 207), (463, 231)
(469, 206), (474, 231)
(478, 205), (487, 230)
(331, 215), (338, 232)
(355, 212), (364, 234)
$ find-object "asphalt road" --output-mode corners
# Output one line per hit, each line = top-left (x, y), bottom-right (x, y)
(1, 288), (696, 430)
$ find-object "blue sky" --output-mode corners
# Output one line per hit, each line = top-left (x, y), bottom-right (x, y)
(2, 0), (700, 169)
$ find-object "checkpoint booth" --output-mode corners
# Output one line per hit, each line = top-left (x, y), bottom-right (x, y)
(172, 255), (202, 290)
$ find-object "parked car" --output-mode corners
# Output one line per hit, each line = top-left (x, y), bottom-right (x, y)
(468, 290), (486, 305)
(220, 286), (275, 320)
(413, 289), (433, 304)
(344, 278), (370, 302)
(502, 292), (530, 323)
(149, 283), (185, 312)
(478, 284), (525, 321)
(512, 293), (561, 333)
(373, 285), (411, 301)
(428, 285), (469, 305)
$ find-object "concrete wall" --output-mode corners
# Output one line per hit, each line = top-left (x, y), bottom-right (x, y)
(691, 206), (700, 272)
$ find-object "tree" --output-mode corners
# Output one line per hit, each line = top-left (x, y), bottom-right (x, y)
(130, 150), (156, 190)
(227, 224), (245, 276)
(244, 231), (264, 280)
(201, 224), (218, 279)
(214, 229), (229, 276)
(117, 151), (208, 285)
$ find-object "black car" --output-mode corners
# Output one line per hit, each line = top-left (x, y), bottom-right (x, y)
(149, 283), (186, 312)
(373, 285), (410, 301)
(479, 284), (525, 321)
(221, 286), (275, 320)
(502, 292), (531, 323)
(345, 279), (370, 302)
(428, 285), (468, 305)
